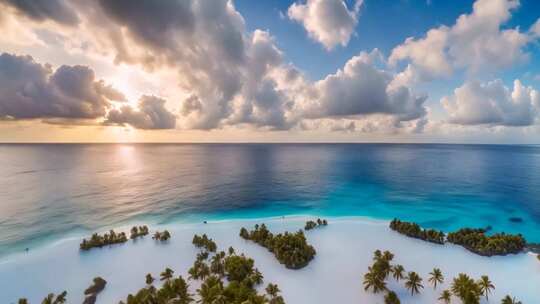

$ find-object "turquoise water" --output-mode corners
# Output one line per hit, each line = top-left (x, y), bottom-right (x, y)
(1, 143), (539, 258)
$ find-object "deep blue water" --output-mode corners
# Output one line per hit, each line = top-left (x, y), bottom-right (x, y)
(1, 143), (539, 258)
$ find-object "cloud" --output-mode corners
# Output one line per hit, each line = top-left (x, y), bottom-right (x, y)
(389, 0), (534, 83)
(530, 18), (540, 38)
(0, 0), (427, 134)
(1, 0), (78, 25)
(0, 53), (124, 120)
(96, 0), (194, 51)
(288, 0), (363, 50)
(298, 115), (428, 134)
(105, 95), (176, 129)
(442, 79), (539, 126)
(296, 51), (427, 122)
(92, 0), (251, 130)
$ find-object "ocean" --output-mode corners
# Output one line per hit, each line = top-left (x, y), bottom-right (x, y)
(1, 143), (539, 258)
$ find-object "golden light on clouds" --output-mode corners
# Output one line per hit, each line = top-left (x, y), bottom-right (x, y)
(0, 0), (539, 143)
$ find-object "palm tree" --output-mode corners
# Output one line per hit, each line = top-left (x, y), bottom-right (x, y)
(382, 250), (394, 262)
(42, 294), (54, 304)
(212, 294), (227, 304)
(53, 291), (67, 304)
(384, 290), (400, 304)
(18, 300), (28, 304)
(501, 295), (522, 304)
(392, 265), (405, 282)
(160, 267), (174, 281)
(269, 296), (285, 304)
(373, 250), (382, 260)
(41, 292), (67, 304)
(171, 276), (193, 304)
(363, 270), (387, 293)
(405, 272), (424, 296)
(451, 273), (481, 304)
(197, 276), (223, 304)
(428, 268), (444, 289)
(438, 290), (452, 304)
(145, 273), (155, 285)
(251, 269), (264, 285)
(265, 283), (280, 298)
(477, 275), (495, 301)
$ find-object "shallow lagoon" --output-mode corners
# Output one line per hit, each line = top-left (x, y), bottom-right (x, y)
(1, 144), (540, 258)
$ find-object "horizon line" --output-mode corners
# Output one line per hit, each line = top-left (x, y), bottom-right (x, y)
(0, 142), (538, 146)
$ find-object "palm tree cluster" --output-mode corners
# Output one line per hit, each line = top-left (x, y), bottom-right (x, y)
(119, 270), (193, 304)
(440, 272), (515, 304)
(192, 234), (217, 252)
(501, 295), (523, 304)
(18, 291), (67, 304)
(265, 283), (285, 304)
(18, 278), (106, 304)
(447, 228), (526, 256)
(41, 292), (67, 304)
(450, 273), (482, 304)
(304, 218), (328, 230)
(239, 224), (316, 269)
(129, 225), (149, 240)
(80, 230), (128, 251)
(152, 230), (171, 241)
(190, 235), (284, 304)
(361, 250), (521, 304)
(364, 250), (403, 300)
(389, 219), (445, 244)
(82, 277), (107, 303)
(117, 237), (286, 304)
(390, 219), (527, 257)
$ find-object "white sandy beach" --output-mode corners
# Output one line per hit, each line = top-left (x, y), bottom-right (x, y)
(0, 216), (538, 304)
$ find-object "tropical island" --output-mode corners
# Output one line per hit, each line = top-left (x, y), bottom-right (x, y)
(239, 224), (316, 269)
(82, 277), (107, 304)
(390, 219), (527, 256)
(129, 226), (149, 240)
(447, 228), (526, 256)
(304, 218), (328, 231)
(80, 226), (157, 251)
(153, 230), (172, 242)
(389, 219), (445, 244)
(80, 230), (128, 251)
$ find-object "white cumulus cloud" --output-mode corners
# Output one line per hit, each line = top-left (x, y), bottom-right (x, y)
(389, 0), (536, 84)
(442, 79), (539, 126)
(288, 0), (363, 50)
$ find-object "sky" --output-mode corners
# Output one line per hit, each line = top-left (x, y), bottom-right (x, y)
(0, 0), (539, 143)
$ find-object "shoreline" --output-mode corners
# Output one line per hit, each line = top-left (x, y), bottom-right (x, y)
(1, 216), (538, 303)
(2, 213), (537, 263)
(0, 214), (388, 263)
